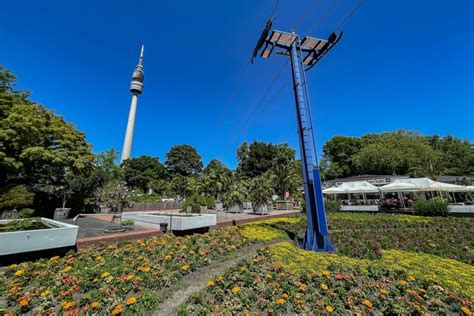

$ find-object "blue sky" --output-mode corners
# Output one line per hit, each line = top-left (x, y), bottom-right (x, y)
(1, 0), (472, 168)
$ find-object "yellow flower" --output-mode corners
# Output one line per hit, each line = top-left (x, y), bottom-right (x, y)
(265, 273), (272, 279)
(320, 283), (329, 291)
(19, 298), (29, 307)
(126, 297), (137, 305)
(91, 301), (100, 309)
(231, 286), (240, 294)
(242, 310), (250, 316)
(14, 270), (24, 276)
(40, 290), (51, 297)
(50, 256), (60, 261)
(181, 265), (189, 271)
(101, 272), (110, 278)
(326, 306), (334, 313)
(322, 271), (331, 277)
(112, 304), (123, 315)
(207, 280), (215, 287)
(380, 288), (388, 295)
(126, 274), (134, 280)
(405, 289), (417, 295)
(181, 245), (187, 250)
(165, 255), (172, 260)
(299, 284), (308, 291)
(399, 280), (408, 286)
(141, 267), (150, 272)
(461, 307), (472, 316)
(408, 275), (416, 281)
(276, 298), (286, 304)
(282, 293), (289, 298)
(61, 301), (74, 310)
(362, 300), (373, 309)
(10, 264), (17, 269)
(64, 266), (72, 272)
(189, 250), (195, 255)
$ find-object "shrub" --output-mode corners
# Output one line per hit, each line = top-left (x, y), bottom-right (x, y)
(122, 219), (134, 226)
(191, 204), (201, 214)
(183, 194), (208, 209)
(206, 196), (216, 209)
(20, 208), (35, 218)
(324, 199), (341, 213)
(413, 197), (448, 216)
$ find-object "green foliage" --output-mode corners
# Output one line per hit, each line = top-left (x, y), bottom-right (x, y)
(165, 145), (203, 176)
(183, 193), (208, 209)
(223, 180), (248, 207)
(122, 155), (168, 192)
(0, 218), (47, 232)
(0, 185), (34, 210)
(324, 199), (341, 213)
(129, 193), (162, 203)
(249, 175), (274, 206)
(147, 179), (170, 197)
(122, 219), (134, 226)
(20, 208), (35, 218)
(206, 196), (216, 209)
(413, 197), (449, 216)
(321, 130), (474, 179)
(191, 204), (201, 213)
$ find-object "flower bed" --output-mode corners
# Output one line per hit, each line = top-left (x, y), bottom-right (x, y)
(0, 227), (252, 315)
(180, 243), (473, 315)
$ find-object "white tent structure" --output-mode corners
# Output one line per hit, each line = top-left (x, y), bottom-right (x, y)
(322, 186), (347, 194)
(323, 181), (380, 194)
(379, 180), (420, 192)
(380, 178), (468, 192)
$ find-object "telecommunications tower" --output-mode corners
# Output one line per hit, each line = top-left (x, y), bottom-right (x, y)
(121, 45), (145, 162)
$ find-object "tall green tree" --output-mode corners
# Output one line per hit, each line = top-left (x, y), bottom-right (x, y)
(122, 155), (167, 192)
(165, 145), (203, 176)
(321, 136), (362, 178)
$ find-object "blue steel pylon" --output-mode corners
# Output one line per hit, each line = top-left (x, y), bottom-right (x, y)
(253, 30), (342, 251)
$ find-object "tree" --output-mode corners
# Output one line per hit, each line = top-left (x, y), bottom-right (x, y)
(122, 155), (168, 192)
(321, 136), (362, 178)
(0, 185), (34, 211)
(147, 179), (170, 196)
(165, 145), (203, 176)
(237, 141), (291, 177)
(249, 175), (274, 208)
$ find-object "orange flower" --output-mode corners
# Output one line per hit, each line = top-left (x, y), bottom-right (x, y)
(282, 293), (289, 299)
(326, 306), (334, 313)
(461, 307), (472, 316)
(50, 256), (60, 261)
(380, 288), (388, 295)
(322, 271), (331, 277)
(19, 298), (29, 307)
(207, 280), (215, 287)
(126, 297), (137, 305)
(320, 283), (329, 291)
(399, 280), (408, 286)
(299, 284), (308, 291)
(362, 300), (373, 309)
(91, 301), (100, 309)
(276, 298), (286, 304)
(4, 312), (14, 316)
(231, 286), (240, 294)
(112, 305), (123, 315)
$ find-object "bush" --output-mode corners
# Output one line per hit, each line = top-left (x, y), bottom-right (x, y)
(183, 194), (208, 209)
(413, 197), (448, 217)
(324, 199), (341, 213)
(122, 219), (134, 226)
(191, 204), (201, 214)
(206, 196), (216, 209)
(20, 208), (35, 218)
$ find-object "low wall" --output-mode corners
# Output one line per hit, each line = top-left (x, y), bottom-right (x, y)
(124, 201), (184, 211)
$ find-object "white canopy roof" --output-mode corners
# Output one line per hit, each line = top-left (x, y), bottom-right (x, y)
(323, 181), (380, 194)
(463, 186), (474, 192)
(379, 177), (469, 192)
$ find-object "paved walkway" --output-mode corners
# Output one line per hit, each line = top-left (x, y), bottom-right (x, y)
(67, 209), (302, 248)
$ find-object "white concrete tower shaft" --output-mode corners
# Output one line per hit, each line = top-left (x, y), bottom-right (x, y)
(121, 45), (144, 162)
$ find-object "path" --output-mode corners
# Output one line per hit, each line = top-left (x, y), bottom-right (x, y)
(153, 243), (265, 316)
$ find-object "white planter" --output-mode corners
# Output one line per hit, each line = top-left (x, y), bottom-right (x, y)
(449, 205), (474, 214)
(226, 203), (243, 213)
(54, 208), (71, 220)
(253, 204), (269, 215)
(215, 202), (224, 212)
(0, 218), (79, 256)
(243, 202), (253, 210)
(122, 213), (217, 231)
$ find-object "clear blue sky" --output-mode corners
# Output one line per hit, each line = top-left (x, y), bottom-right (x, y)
(1, 0), (472, 168)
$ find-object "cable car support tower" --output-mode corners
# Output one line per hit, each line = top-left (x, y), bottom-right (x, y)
(253, 24), (342, 252)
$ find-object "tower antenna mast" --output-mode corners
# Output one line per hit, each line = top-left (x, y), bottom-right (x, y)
(121, 45), (145, 162)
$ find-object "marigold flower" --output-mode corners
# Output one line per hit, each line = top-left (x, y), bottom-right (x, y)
(265, 273), (272, 279)
(322, 271), (331, 277)
(19, 298), (29, 307)
(126, 297), (137, 305)
(141, 267), (150, 272)
(91, 301), (100, 309)
(207, 280), (215, 287)
(408, 275), (416, 281)
(282, 293), (289, 298)
(181, 245), (187, 250)
(399, 280), (408, 286)
(405, 289), (417, 295)
(276, 298), (286, 304)
(126, 274), (134, 280)
(14, 270), (24, 276)
(362, 300), (373, 308)
(380, 289), (388, 295)
(165, 255), (172, 260)
(112, 304), (123, 315)
(101, 272), (110, 278)
(231, 286), (240, 294)
(10, 264), (17, 269)
(64, 266), (72, 272)
(61, 301), (74, 310)
(320, 283), (329, 291)
(41, 290), (51, 297)
(50, 256), (60, 261)
(461, 307), (472, 316)
(4, 312), (14, 316)
(326, 306), (334, 313)
(299, 284), (308, 291)
(181, 265), (189, 271)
